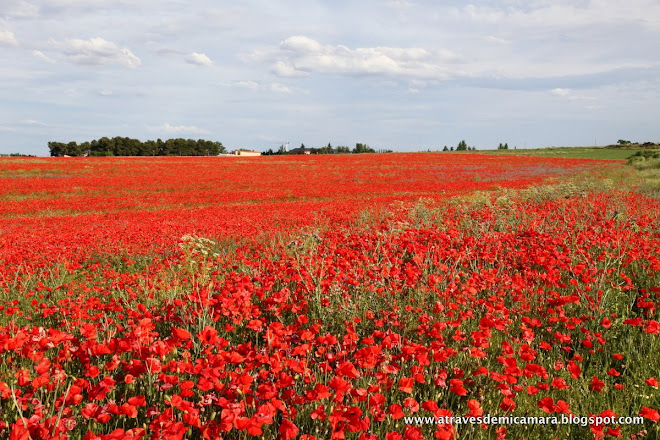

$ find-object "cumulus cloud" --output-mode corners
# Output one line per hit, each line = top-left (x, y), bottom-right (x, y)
(55, 37), (141, 68)
(252, 35), (461, 80)
(270, 60), (309, 77)
(35, 0), (152, 15)
(460, 1), (660, 31)
(32, 50), (56, 63)
(153, 123), (209, 135)
(20, 119), (47, 126)
(386, 0), (415, 8)
(234, 80), (260, 90)
(230, 80), (293, 93)
(185, 52), (213, 66)
(485, 35), (511, 45)
(270, 83), (291, 93)
(0, 30), (18, 47)
(551, 88), (571, 96)
(154, 47), (185, 56)
(280, 35), (322, 53)
(460, 4), (505, 23)
(549, 88), (596, 102)
(0, 1), (39, 18)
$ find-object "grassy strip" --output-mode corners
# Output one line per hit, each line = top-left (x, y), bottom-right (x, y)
(462, 147), (660, 160)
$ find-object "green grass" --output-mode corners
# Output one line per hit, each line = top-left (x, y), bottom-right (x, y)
(628, 157), (660, 197)
(464, 146), (660, 160)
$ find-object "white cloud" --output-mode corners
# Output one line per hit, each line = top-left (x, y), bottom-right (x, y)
(154, 47), (185, 56)
(460, 1), (660, 31)
(231, 80), (292, 93)
(55, 37), (141, 68)
(185, 52), (213, 67)
(410, 79), (430, 88)
(461, 4), (505, 23)
(0, 1), (39, 18)
(485, 35), (511, 45)
(551, 88), (571, 96)
(152, 123), (209, 135)
(0, 30), (18, 47)
(386, 0), (415, 8)
(270, 83), (291, 93)
(550, 88), (596, 102)
(20, 119), (47, 126)
(234, 80), (259, 90)
(386, 0), (416, 9)
(98, 89), (113, 96)
(35, 0), (152, 15)
(253, 36), (461, 80)
(271, 60), (310, 77)
(280, 35), (322, 53)
(32, 50), (56, 63)
(42, 0), (137, 7)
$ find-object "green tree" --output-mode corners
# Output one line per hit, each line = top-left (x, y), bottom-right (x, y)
(336, 146), (350, 154)
(353, 143), (375, 154)
(50, 136), (227, 156)
(162, 139), (176, 156)
(66, 141), (84, 156)
(48, 142), (66, 157)
(141, 140), (158, 156)
(318, 143), (334, 154)
(456, 140), (467, 151)
(213, 141), (226, 154)
(79, 141), (91, 156)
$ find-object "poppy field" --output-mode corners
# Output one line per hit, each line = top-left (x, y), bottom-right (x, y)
(0, 154), (658, 440)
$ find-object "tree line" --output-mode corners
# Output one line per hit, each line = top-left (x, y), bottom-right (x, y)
(440, 140), (515, 151)
(48, 137), (226, 157)
(262, 143), (393, 155)
(442, 140), (477, 151)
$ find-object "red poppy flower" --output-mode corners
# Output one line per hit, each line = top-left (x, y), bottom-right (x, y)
(279, 419), (299, 440)
(172, 327), (191, 340)
(198, 326), (218, 345)
(389, 404), (405, 419)
(398, 377), (414, 394)
(567, 361), (581, 379)
(537, 396), (554, 413)
(499, 397), (515, 412)
(639, 407), (660, 422)
(466, 399), (483, 418)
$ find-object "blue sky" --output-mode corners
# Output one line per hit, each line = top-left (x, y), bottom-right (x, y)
(1, 0), (659, 155)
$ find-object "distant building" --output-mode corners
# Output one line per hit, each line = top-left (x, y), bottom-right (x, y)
(288, 146), (313, 155)
(232, 149), (262, 157)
